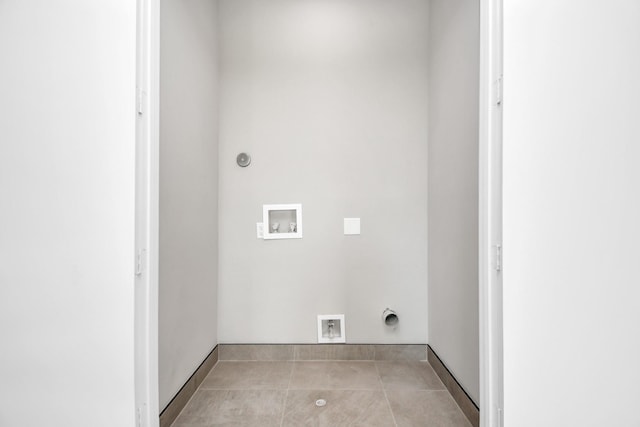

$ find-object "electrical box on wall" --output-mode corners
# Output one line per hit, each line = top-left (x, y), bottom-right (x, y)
(344, 218), (361, 235)
(262, 204), (302, 239)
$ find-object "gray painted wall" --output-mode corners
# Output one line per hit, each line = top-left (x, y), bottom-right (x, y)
(217, 0), (429, 344)
(427, 0), (480, 404)
(159, 0), (219, 410)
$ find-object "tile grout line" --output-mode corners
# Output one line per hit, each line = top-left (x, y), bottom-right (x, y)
(442, 392), (474, 427)
(169, 360), (218, 427)
(198, 387), (389, 391)
(168, 389), (197, 427)
(278, 362), (295, 427)
(429, 364), (447, 390)
(178, 357), (465, 426)
(374, 361), (399, 427)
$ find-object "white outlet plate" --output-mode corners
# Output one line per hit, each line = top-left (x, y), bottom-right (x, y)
(256, 222), (264, 238)
(344, 218), (360, 235)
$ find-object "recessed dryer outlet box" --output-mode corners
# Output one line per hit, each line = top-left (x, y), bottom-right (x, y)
(317, 314), (346, 343)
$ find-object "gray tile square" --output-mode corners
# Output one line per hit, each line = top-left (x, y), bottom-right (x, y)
(376, 361), (445, 390)
(172, 389), (286, 427)
(386, 390), (471, 427)
(193, 347), (218, 388)
(160, 377), (196, 427)
(428, 347), (479, 426)
(282, 390), (395, 427)
(200, 361), (293, 390)
(172, 356), (475, 427)
(289, 361), (382, 390)
(219, 344), (294, 361)
(374, 344), (427, 361)
(294, 344), (375, 360)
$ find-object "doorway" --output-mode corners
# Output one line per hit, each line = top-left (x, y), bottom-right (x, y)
(135, 1), (503, 426)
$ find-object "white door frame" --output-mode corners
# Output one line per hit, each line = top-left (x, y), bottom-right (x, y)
(479, 0), (504, 426)
(134, 1), (503, 426)
(135, 0), (160, 426)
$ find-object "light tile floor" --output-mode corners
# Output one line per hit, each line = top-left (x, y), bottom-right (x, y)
(172, 361), (471, 427)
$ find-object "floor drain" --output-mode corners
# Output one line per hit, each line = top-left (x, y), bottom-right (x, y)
(315, 399), (327, 407)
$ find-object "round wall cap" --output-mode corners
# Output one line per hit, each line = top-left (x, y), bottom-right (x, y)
(236, 152), (251, 167)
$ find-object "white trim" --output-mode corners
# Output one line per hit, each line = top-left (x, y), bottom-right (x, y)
(479, 0), (504, 426)
(317, 314), (347, 343)
(262, 203), (303, 239)
(135, 0), (160, 425)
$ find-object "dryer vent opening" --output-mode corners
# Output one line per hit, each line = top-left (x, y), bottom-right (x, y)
(382, 308), (399, 327)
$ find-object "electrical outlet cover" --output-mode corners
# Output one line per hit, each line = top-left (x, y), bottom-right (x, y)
(344, 218), (360, 235)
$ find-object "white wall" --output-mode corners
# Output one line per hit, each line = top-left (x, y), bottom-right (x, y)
(217, 0), (429, 344)
(427, 0), (480, 404)
(503, 2), (640, 426)
(0, 2), (137, 426)
(159, 0), (219, 410)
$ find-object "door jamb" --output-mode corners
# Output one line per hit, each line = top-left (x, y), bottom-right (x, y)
(135, 0), (160, 426)
(479, 0), (504, 426)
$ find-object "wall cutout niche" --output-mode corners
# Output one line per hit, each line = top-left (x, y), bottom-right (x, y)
(262, 204), (303, 239)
